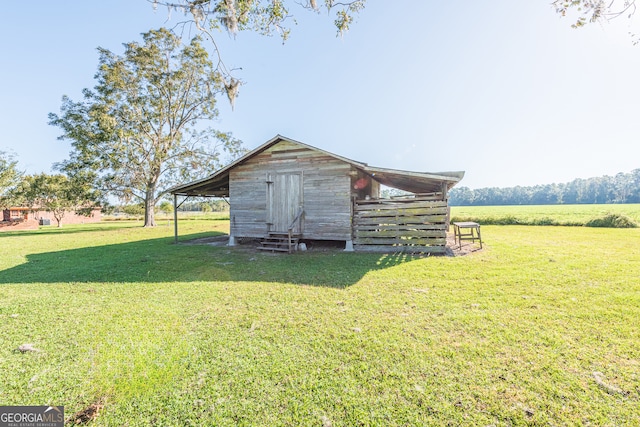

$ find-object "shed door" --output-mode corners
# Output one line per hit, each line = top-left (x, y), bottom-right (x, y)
(267, 172), (303, 233)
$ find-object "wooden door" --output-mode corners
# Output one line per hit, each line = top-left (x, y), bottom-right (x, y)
(267, 172), (303, 233)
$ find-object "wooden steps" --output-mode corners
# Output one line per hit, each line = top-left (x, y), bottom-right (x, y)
(257, 232), (300, 253)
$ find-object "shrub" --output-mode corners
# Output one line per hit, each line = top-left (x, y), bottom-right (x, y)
(585, 213), (638, 228)
(531, 217), (559, 226)
(451, 215), (525, 225)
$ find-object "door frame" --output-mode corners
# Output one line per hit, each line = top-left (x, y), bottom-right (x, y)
(266, 171), (304, 233)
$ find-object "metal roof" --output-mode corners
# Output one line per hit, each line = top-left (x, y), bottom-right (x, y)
(169, 135), (464, 197)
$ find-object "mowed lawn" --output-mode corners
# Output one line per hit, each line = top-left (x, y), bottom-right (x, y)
(451, 203), (640, 226)
(0, 217), (638, 425)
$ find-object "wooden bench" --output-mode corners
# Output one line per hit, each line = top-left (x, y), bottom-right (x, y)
(452, 222), (482, 249)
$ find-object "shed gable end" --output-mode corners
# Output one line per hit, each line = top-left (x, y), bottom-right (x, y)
(230, 140), (353, 240)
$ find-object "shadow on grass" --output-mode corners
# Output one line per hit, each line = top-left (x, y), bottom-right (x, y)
(0, 233), (429, 288)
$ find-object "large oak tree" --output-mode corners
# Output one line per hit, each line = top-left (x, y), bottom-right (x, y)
(50, 28), (242, 227)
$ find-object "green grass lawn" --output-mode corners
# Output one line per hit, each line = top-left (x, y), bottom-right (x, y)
(0, 217), (639, 425)
(451, 203), (640, 226)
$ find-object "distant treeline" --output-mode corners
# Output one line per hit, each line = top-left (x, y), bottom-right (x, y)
(450, 169), (640, 206)
(178, 199), (229, 212)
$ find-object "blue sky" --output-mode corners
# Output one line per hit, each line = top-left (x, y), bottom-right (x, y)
(1, 1), (639, 189)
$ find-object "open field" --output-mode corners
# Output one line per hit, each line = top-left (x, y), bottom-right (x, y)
(451, 203), (640, 226)
(0, 217), (639, 425)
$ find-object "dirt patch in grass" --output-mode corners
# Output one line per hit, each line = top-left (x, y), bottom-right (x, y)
(69, 398), (105, 425)
(446, 232), (483, 257)
(183, 235), (230, 246)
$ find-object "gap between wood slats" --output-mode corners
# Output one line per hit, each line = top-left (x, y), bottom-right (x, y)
(355, 216), (448, 225)
(353, 245), (446, 254)
(354, 230), (446, 238)
(354, 201), (448, 211)
(354, 237), (446, 245)
(355, 208), (448, 217)
(353, 224), (448, 231)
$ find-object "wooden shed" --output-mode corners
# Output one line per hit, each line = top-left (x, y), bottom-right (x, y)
(169, 135), (464, 253)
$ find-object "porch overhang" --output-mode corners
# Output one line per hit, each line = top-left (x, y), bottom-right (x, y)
(169, 171), (231, 197)
(362, 166), (464, 194)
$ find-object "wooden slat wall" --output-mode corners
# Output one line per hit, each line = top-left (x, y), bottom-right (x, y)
(353, 199), (448, 253)
(230, 141), (353, 240)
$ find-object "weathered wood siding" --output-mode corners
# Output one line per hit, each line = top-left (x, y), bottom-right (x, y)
(230, 140), (353, 240)
(353, 199), (448, 253)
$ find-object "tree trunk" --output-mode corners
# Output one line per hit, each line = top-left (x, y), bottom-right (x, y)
(143, 187), (156, 227)
(53, 211), (64, 228)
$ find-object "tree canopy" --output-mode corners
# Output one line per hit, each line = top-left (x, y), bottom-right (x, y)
(0, 150), (22, 208)
(50, 28), (243, 227)
(553, 1), (637, 32)
(450, 169), (640, 206)
(151, 0), (366, 39)
(149, 0), (366, 101)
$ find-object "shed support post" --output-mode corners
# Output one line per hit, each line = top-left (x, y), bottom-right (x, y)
(228, 214), (236, 246)
(344, 240), (354, 252)
(442, 182), (450, 231)
(173, 194), (178, 244)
